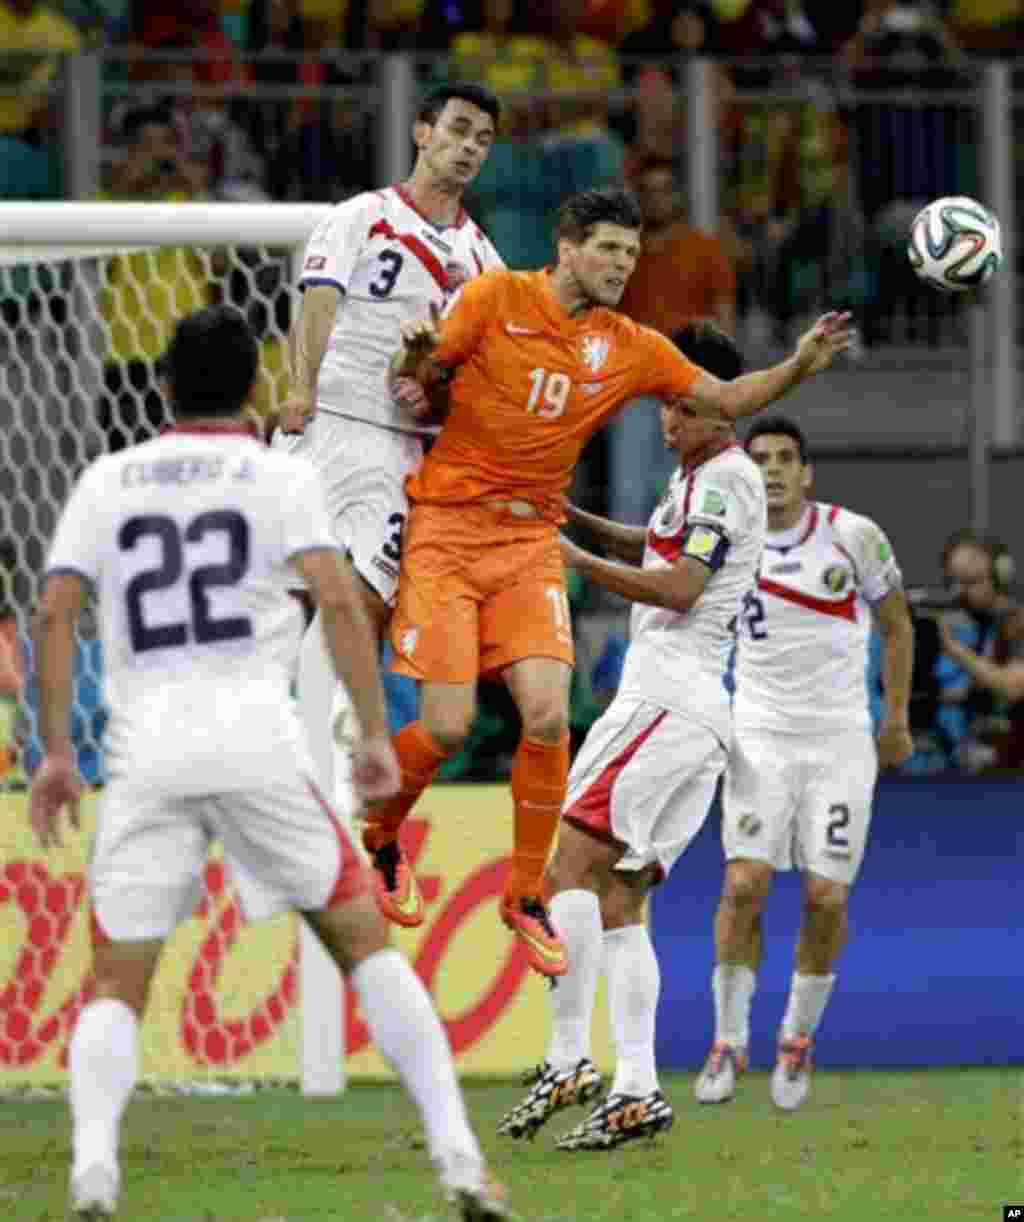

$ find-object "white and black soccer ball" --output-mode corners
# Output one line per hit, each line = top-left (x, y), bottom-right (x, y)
(907, 196), (1002, 294)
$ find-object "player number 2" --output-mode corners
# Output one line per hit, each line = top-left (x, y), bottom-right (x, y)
(526, 368), (571, 420)
(826, 802), (851, 849)
(120, 510), (253, 654)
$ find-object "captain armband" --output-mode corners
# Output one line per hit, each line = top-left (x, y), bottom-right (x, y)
(681, 522), (730, 572)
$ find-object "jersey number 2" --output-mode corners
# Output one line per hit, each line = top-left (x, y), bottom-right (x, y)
(120, 510), (253, 653)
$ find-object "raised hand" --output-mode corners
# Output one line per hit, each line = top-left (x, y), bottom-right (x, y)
(795, 311), (858, 376)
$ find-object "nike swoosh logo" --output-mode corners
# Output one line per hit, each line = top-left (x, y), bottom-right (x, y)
(517, 927), (566, 966)
(505, 324), (539, 335)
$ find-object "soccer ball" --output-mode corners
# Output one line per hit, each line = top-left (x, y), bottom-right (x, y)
(907, 196), (1002, 293)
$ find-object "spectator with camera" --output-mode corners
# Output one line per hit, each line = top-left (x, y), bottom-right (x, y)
(936, 529), (1024, 771)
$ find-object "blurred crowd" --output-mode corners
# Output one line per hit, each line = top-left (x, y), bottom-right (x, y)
(1, 0), (1022, 344)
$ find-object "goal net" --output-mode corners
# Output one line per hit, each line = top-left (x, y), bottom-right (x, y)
(0, 202), (347, 1095)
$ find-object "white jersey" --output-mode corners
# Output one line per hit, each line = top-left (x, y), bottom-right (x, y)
(45, 428), (340, 786)
(300, 184), (503, 434)
(616, 444), (766, 744)
(733, 501), (902, 734)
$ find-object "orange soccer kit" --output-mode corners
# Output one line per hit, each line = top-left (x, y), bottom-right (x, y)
(368, 268), (703, 926)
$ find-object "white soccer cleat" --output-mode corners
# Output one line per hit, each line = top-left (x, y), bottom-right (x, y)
(70, 1163), (119, 1219)
(694, 1041), (748, 1104)
(771, 1035), (814, 1111)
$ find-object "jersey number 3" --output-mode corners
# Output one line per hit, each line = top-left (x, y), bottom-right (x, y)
(120, 510), (253, 653)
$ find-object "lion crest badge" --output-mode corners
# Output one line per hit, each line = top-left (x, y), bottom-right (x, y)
(580, 334), (611, 374)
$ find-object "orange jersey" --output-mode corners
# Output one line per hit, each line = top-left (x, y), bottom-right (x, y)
(407, 269), (702, 522)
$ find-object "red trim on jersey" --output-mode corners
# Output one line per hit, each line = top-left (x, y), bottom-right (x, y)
(305, 781), (372, 908)
(369, 218), (450, 292)
(392, 183), (467, 230)
(646, 472), (696, 564)
(827, 504), (840, 525)
(758, 577), (858, 622)
(564, 711), (668, 844)
(765, 504), (819, 552)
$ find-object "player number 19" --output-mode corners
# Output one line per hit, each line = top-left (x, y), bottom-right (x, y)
(526, 368), (571, 419)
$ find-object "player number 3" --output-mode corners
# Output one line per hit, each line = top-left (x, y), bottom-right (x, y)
(526, 368), (571, 420)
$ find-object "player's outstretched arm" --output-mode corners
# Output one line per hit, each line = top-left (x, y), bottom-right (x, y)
(561, 535), (710, 613)
(281, 284), (341, 434)
(292, 549), (400, 801)
(688, 312), (857, 422)
(874, 588), (915, 769)
(564, 502), (647, 565)
(29, 573), (86, 847)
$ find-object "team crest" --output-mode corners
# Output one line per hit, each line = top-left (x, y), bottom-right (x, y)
(822, 565), (849, 593)
(580, 334), (611, 374)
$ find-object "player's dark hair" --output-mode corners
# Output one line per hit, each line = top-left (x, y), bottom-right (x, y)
(417, 83), (501, 127)
(671, 319), (743, 382)
(744, 415), (809, 463)
(159, 306), (258, 418)
(555, 188), (643, 247)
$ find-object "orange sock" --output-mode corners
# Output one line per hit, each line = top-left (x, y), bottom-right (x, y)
(362, 721), (450, 853)
(507, 732), (570, 901)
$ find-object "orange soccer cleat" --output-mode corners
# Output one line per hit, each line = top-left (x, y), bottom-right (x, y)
(500, 894), (568, 977)
(364, 838), (424, 928)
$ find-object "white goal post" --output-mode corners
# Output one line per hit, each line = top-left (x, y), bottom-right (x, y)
(0, 202), (348, 1096)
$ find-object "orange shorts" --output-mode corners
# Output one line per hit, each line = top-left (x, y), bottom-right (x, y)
(390, 503), (574, 683)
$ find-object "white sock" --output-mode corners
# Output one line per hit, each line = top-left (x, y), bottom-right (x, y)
(352, 949), (483, 1178)
(546, 889), (603, 1071)
(713, 963), (757, 1048)
(780, 972), (836, 1040)
(604, 924), (660, 1098)
(69, 998), (138, 1179)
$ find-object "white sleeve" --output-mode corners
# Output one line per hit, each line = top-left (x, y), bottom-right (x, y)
(45, 462), (106, 584)
(299, 194), (378, 294)
(837, 510), (903, 603)
(687, 465), (758, 544)
(279, 458), (341, 567)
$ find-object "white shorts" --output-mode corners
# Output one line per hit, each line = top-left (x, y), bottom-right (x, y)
(563, 699), (726, 881)
(89, 769), (370, 943)
(723, 724), (879, 885)
(274, 411), (424, 605)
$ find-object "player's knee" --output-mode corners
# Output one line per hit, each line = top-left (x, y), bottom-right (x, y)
(421, 709), (473, 755)
(520, 705), (569, 745)
(723, 860), (773, 910)
(803, 876), (848, 921)
(599, 869), (652, 929)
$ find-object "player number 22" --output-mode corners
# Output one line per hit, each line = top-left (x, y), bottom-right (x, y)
(526, 368), (571, 419)
(120, 510), (253, 654)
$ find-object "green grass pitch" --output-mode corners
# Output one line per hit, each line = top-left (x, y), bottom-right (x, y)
(1, 1068), (1019, 1220)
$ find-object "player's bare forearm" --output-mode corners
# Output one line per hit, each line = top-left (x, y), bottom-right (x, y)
(290, 286), (338, 401)
(33, 604), (77, 756)
(943, 636), (1024, 703)
(564, 543), (704, 613)
(878, 596), (915, 725)
(565, 503), (646, 565)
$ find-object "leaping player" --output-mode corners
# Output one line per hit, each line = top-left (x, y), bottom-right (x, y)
(273, 83), (503, 812)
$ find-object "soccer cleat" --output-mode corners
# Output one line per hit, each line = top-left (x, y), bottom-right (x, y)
(70, 1163), (119, 1219)
(694, 1041), (748, 1104)
(771, 1034), (814, 1111)
(498, 1059), (603, 1140)
(555, 1089), (674, 1152)
(364, 838), (424, 927)
(500, 895), (567, 977)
